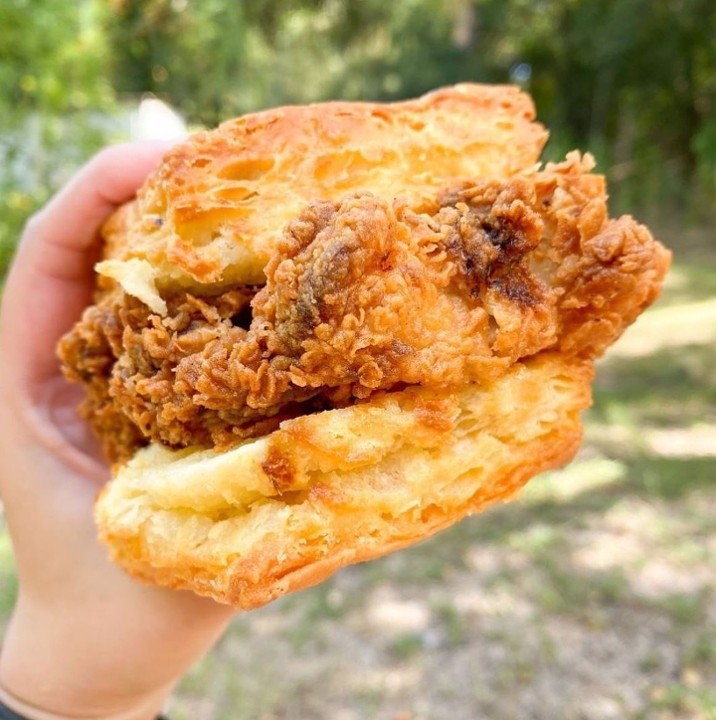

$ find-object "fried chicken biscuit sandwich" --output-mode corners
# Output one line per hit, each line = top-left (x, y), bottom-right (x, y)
(58, 84), (670, 609)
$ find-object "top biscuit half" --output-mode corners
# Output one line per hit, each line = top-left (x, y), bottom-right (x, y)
(99, 84), (548, 299)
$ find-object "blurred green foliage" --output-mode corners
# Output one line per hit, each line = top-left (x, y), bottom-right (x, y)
(1, 0), (715, 279)
(0, 0), (116, 276)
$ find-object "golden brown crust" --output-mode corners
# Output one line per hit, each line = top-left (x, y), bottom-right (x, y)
(95, 354), (592, 609)
(101, 84), (547, 289)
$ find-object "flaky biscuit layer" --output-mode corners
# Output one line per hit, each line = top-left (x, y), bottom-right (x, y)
(96, 355), (592, 609)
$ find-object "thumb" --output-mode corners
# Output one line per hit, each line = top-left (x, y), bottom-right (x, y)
(0, 141), (175, 390)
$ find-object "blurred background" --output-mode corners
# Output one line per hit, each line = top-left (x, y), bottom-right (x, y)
(0, 1), (714, 718)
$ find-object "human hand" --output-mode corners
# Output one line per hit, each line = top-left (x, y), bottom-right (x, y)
(0, 143), (235, 720)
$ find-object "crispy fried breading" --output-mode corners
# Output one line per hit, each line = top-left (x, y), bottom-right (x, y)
(58, 155), (670, 462)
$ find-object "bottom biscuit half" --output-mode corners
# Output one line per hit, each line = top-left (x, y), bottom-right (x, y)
(96, 353), (593, 609)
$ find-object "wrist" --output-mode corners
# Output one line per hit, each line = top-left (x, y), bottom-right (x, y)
(0, 598), (173, 720)
(0, 684), (168, 720)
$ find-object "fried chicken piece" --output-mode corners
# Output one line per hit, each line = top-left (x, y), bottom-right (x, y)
(59, 287), (304, 462)
(178, 154), (667, 404)
(58, 155), (670, 462)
